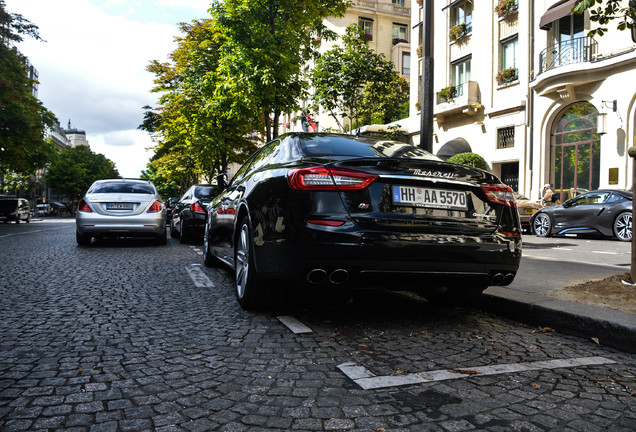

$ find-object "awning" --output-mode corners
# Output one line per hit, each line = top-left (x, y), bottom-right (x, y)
(539, 0), (580, 30)
(436, 138), (471, 161)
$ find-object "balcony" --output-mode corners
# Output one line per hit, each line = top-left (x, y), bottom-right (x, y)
(354, 0), (410, 16)
(538, 37), (598, 75)
(434, 81), (482, 122)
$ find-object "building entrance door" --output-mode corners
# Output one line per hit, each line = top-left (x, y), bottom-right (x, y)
(551, 102), (600, 202)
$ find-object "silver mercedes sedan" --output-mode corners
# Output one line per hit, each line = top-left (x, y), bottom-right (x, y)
(75, 179), (167, 246)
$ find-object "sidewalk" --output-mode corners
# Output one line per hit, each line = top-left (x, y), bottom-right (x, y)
(480, 280), (636, 354)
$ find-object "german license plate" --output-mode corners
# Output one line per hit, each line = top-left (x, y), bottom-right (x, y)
(392, 186), (467, 210)
(106, 202), (134, 210)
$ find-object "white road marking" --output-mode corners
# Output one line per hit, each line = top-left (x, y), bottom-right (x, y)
(591, 250), (618, 255)
(186, 265), (215, 288)
(189, 246), (203, 256)
(339, 356), (616, 390)
(277, 316), (313, 334)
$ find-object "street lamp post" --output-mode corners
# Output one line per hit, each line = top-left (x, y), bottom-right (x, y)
(419, 0), (434, 153)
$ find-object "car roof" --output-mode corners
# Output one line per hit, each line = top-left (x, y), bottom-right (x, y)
(584, 189), (632, 199)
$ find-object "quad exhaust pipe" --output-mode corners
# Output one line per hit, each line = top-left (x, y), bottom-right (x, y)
(306, 268), (349, 285)
(491, 272), (515, 286)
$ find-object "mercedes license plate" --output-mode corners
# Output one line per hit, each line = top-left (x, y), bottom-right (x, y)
(392, 186), (467, 210)
(106, 202), (134, 210)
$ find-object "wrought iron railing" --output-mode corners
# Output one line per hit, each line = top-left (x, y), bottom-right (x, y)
(538, 37), (597, 75)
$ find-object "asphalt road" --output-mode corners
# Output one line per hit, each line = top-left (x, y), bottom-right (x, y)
(0, 219), (634, 431)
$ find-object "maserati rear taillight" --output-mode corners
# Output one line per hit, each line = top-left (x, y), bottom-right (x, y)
(191, 201), (206, 214)
(481, 184), (517, 207)
(147, 200), (163, 213)
(288, 167), (377, 191)
(77, 199), (92, 213)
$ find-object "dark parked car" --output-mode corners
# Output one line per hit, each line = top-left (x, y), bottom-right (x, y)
(531, 189), (632, 241)
(165, 197), (178, 222)
(203, 132), (522, 309)
(0, 198), (30, 223)
(171, 185), (220, 243)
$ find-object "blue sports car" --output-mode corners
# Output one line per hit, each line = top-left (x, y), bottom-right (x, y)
(531, 189), (632, 241)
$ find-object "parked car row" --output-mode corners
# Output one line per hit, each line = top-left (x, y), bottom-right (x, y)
(71, 133), (633, 310)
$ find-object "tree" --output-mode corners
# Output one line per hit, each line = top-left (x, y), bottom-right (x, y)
(0, 0), (57, 174)
(311, 25), (410, 132)
(144, 19), (261, 188)
(212, 0), (348, 141)
(45, 146), (120, 203)
(573, 0), (636, 41)
(140, 164), (180, 198)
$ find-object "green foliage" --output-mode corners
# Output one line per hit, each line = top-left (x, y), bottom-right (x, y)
(0, 0), (58, 174)
(140, 165), (180, 198)
(0, 168), (35, 195)
(449, 23), (467, 41)
(496, 67), (518, 85)
(145, 1), (348, 186)
(494, 0), (518, 18)
(311, 25), (410, 131)
(45, 146), (120, 201)
(212, 0), (348, 141)
(447, 152), (489, 171)
(573, 0), (636, 39)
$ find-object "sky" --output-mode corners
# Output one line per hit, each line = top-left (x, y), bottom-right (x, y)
(5, 0), (214, 177)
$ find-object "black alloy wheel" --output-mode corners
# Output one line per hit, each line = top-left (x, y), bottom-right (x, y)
(234, 217), (267, 309)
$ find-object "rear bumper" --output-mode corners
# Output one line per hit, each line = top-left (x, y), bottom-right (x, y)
(253, 222), (521, 288)
(76, 212), (166, 237)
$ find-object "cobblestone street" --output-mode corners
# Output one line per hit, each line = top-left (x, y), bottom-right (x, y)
(1, 220), (635, 431)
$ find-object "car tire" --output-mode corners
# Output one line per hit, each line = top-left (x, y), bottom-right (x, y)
(155, 228), (167, 245)
(170, 220), (179, 239)
(203, 223), (221, 267)
(76, 231), (92, 246)
(179, 225), (190, 244)
(613, 211), (632, 242)
(533, 213), (552, 237)
(26, 215), (30, 223)
(234, 217), (268, 310)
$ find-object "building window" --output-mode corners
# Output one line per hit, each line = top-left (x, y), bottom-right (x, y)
(392, 23), (408, 43)
(451, 56), (471, 96)
(392, 0), (404, 5)
(497, 126), (515, 149)
(359, 18), (373, 41)
(402, 52), (410, 76)
(501, 37), (518, 69)
(451, 0), (473, 33)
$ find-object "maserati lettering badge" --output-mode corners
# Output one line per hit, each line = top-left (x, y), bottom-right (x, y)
(411, 169), (455, 179)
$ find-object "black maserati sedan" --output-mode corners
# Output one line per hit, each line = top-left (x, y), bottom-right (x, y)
(203, 133), (522, 309)
(531, 189), (632, 241)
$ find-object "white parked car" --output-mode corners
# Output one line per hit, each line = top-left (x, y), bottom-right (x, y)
(75, 179), (167, 246)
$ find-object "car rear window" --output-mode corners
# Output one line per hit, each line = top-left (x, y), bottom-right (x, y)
(298, 135), (439, 160)
(89, 182), (155, 194)
(193, 186), (218, 199)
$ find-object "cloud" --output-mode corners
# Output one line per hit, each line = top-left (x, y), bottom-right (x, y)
(90, 129), (156, 177)
(4, 0), (211, 177)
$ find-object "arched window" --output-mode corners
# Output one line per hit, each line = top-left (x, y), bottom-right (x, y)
(551, 102), (600, 201)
